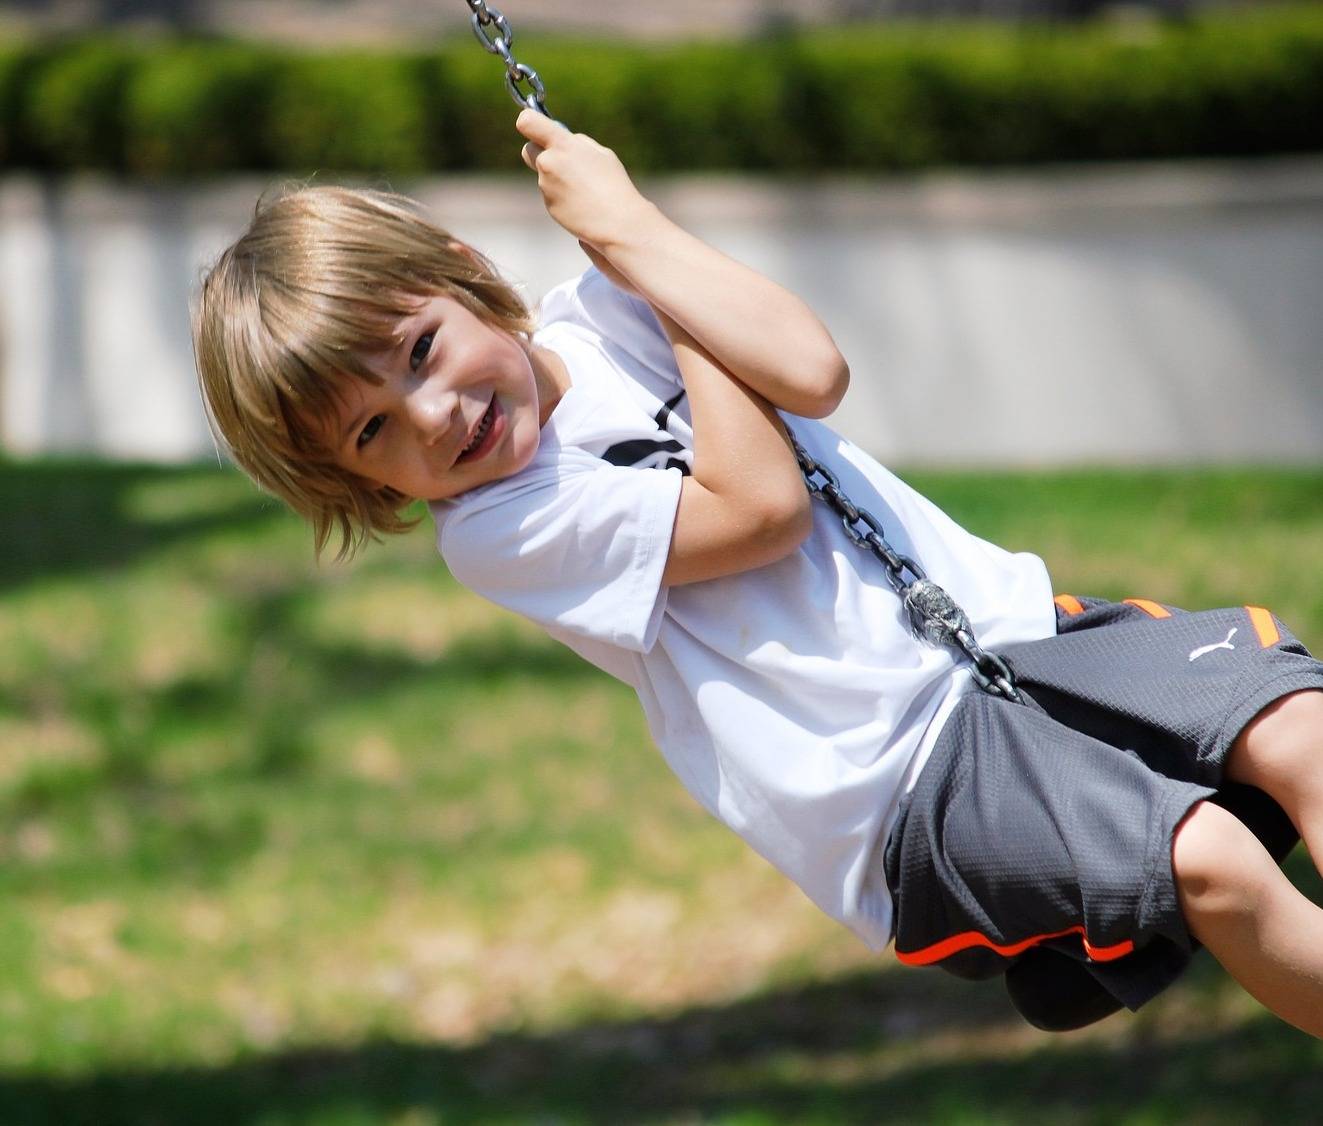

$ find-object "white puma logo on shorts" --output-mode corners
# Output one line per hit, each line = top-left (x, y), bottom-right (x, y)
(1189, 628), (1238, 662)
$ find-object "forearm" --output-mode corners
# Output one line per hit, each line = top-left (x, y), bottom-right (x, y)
(600, 205), (850, 419)
(655, 307), (801, 496)
(654, 308), (811, 584)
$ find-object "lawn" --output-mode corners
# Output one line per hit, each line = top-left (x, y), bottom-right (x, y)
(1, 458), (1321, 1125)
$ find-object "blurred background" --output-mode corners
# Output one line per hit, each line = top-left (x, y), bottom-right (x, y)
(0, 1), (1322, 1123)
(3, 0), (1323, 463)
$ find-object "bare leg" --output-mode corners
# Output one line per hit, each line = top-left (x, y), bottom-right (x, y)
(1173, 800), (1323, 1038)
(1171, 691), (1323, 1037)
(1224, 688), (1323, 864)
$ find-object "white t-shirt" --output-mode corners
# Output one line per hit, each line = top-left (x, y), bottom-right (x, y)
(432, 268), (1057, 950)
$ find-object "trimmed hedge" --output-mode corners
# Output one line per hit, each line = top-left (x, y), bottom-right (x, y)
(124, 43), (281, 174)
(1, 8), (1321, 176)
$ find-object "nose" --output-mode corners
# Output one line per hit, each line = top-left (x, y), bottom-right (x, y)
(403, 380), (457, 446)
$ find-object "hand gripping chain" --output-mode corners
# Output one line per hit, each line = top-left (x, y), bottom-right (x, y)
(791, 435), (1023, 704)
(462, 0), (553, 117)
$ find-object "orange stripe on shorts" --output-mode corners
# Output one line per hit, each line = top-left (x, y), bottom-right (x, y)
(1124, 598), (1171, 619)
(1246, 606), (1281, 648)
(1054, 594), (1085, 616)
(895, 925), (1135, 967)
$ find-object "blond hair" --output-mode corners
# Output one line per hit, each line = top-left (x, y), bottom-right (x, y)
(193, 185), (535, 558)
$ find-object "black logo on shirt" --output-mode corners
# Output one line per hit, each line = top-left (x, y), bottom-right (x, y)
(601, 391), (693, 475)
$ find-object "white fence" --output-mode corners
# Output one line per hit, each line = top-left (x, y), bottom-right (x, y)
(2, 157), (1321, 466)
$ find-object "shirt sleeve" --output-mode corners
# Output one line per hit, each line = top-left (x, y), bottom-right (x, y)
(436, 448), (684, 653)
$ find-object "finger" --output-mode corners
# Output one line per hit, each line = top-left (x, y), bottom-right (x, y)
(515, 106), (565, 143)
(520, 141), (543, 171)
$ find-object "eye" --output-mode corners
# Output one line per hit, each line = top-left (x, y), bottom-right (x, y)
(356, 414), (385, 449)
(409, 332), (434, 372)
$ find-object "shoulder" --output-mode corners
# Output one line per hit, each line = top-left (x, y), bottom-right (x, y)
(433, 443), (680, 574)
(430, 449), (684, 653)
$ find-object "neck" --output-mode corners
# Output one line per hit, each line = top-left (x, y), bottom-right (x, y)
(529, 342), (571, 426)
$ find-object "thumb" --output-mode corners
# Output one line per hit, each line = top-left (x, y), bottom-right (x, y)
(515, 106), (563, 144)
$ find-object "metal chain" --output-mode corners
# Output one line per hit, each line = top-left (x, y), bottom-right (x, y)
(454, 1), (1018, 703)
(462, 0), (553, 117)
(791, 435), (1022, 704)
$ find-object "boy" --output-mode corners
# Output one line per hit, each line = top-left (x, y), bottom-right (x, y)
(194, 109), (1323, 1037)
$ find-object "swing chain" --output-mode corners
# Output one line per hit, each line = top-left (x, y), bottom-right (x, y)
(791, 435), (1023, 704)
(462, 0), (551, 116)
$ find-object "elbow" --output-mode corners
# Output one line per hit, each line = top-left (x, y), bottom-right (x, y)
(788, 492), (815, 550)
(795, 353), (851, 419)
(759, 484), (814, 559)
(823, 354), (851, 414)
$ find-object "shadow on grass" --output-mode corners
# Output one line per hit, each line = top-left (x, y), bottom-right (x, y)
(0, 965), (1319, 1125)
(0, 458), (282, 589)
(96, 607), (600, 737)
(0, 577), (613, 895)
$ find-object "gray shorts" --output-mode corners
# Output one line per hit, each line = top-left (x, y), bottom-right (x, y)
(884, 595), (1323, 1011)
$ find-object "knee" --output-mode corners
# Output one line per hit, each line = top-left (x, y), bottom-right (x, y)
(1172, 801), (1270, 922)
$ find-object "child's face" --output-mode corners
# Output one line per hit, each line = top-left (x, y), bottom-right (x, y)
(325, 293), (551, 501)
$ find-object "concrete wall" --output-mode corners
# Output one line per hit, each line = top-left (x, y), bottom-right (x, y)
(2, 158), (1321, 467)
(0, 0), (835, 44)
(0, 0), (1255, 45)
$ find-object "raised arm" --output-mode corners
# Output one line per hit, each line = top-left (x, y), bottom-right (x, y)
(516, 110), (815, 584)
(515, 110), (849, 419)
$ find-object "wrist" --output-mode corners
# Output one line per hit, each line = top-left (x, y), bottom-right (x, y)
(590, 199), (669, 257)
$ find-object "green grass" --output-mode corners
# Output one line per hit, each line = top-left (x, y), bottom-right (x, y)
(0, 457), (1321, 1124)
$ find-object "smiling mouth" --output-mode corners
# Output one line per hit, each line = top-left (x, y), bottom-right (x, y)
(457, 398), (497, 462)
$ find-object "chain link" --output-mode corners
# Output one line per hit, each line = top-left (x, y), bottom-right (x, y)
(462, 0), (552, 116)
(792, 435), (1022, 704)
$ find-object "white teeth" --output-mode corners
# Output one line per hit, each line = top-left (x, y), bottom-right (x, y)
(462, 403), (494, 455)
